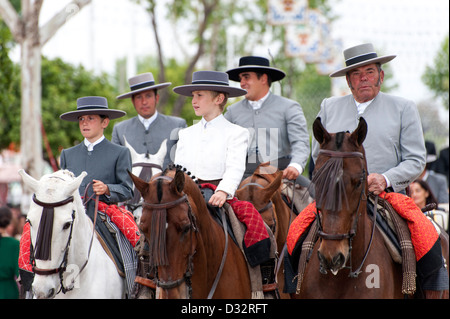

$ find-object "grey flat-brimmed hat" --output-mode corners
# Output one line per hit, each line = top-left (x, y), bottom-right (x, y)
(330, 43), (396, 77)
(116, 72), (171, 99)
(173, 71), (247, 98)
(60, 96), (126, 122)
(226, 56), (286, 82)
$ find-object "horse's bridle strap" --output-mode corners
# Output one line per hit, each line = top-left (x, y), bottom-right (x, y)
(142, 194), (188, 210)
(319, 150), (363, 159)
(33, 194), (74, 208)
(318, 229), (356, 241)
(33, 266), (65, 276)
(133, 163), (162, 170)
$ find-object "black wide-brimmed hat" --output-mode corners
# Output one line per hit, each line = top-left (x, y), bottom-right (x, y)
(226, 56), (286, 82)
(60, 96), (126, 122)
(330, 43), (396, 77)
(117, 72), (171, 99)
(173, 71), (247, 98)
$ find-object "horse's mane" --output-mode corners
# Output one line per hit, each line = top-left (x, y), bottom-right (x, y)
(162, 164), (207, 205)
(312, 131), (349, 212)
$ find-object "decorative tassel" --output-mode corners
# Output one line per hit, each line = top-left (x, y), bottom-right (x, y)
(35, 207), (55, 261)
(149, 208), (169, 266)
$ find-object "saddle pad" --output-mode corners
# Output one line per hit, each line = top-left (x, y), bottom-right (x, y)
(98, 202), (140, 248)
(287, 192), (439, 261)
(19, 203), (140, 272)
(200, 183), (269, 248)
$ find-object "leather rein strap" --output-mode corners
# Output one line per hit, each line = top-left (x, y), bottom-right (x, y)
(141, 175), (229, 299)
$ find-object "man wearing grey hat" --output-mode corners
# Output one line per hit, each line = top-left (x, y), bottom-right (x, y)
(60, 96), (136, 296)
(225, 56), (310, 182)
(311, 43), (448, 298)
(112, 73), (187, 168)
(312, 43), (426, 195)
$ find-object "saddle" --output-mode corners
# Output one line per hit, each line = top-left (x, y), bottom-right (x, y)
(201, 184), (279, 298)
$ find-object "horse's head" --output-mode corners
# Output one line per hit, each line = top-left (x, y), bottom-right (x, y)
(236, 163), (282, 231)
(19, 169), (87, 298)
(312, 117), (368, 275)
(130, 166), (198, 299)
(125, 136), (166, 178)
(125, 136), (166, 222)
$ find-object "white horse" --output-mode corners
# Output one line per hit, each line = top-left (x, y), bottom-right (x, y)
(124, 137), (166, 224)
(19, 169), (124, 299)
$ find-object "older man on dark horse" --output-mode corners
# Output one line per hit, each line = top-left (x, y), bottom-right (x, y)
(303, 43), (448, 298)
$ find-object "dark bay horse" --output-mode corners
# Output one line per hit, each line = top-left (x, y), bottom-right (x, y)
(235, 162), (297, 298)
(130, 166), (252, 299)
(292, 117), (405, 299)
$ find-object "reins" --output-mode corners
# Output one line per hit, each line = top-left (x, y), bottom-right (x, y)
(141, 174), (230, 299)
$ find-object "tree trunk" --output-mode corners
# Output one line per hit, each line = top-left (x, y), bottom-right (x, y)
(171, 0), (218, 117)
(20, 35), (43, 181)
(0, 0), (91, 213)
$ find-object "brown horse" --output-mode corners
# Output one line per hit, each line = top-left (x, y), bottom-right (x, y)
(235, 162), (298, 298)
(130, 166), (252, 299)
(292, 117), (406, 298)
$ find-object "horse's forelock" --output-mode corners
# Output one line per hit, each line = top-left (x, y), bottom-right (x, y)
(312, 156), (347, 212)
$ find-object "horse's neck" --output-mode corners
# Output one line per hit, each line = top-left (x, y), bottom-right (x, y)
(72, 200), (97, 263)
(272, 191), (290, 238)
(353, 205), (373, 258)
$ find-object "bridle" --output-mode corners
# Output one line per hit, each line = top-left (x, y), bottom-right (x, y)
(141, 176), (198, 298)
(239, 180), (276, 234)
(239, 182), (274, 214)
(127, 163), (163, 213)
(315, 149), (376, 278)
(29, 194), (78, 294)
(30, 182), (99, 295)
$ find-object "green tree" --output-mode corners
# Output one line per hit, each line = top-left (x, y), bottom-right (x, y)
(0, 17), (20, 151)
(422, 35), (449, 110)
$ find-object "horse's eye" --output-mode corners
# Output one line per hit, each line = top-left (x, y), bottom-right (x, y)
(63, 222), (72, 230)
(181, 224), (191, 235)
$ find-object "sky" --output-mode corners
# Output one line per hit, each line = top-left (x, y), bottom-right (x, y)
(11, 0), (449, 107)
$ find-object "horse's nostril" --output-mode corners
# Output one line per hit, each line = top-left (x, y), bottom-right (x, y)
(332, 253), (345, 269)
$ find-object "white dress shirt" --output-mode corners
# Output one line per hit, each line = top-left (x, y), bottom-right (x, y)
(248, 91), (270, 110)
(84, 135), (105, 151)
(354, 98), (391, 188)
(138, 112), (158, 130)
(175, 114), (249, 197)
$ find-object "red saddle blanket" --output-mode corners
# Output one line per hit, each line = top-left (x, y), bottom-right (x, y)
(201, 183), (269, 247)
(19, 202), (139, 272)
(287, 191), (439, 261)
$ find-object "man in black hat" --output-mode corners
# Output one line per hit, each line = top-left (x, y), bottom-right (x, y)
(112, 73), (187, 168)
(225, 56), (310, 182)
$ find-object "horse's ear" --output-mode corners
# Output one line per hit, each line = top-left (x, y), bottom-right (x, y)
(67, 171), (87, 195)
(124, 136), (139, 163)
(262, 170), (283, 202)
(171, 170), (185, 195)
(155, 139), (167, 164)
(350, 117), (368, 146)
(313, 117), (331, 145)
(18, 169), (39, 193)
(129, 170), (149, 195)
